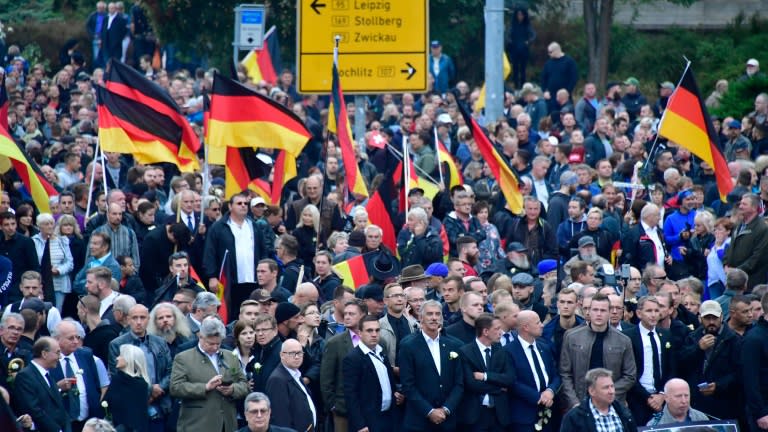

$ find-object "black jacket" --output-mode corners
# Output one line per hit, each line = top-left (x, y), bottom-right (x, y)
(342, 346), (396, 432)
(459, 341), (515, 427)
(397, 227), (444, 269)
(202, 213), (273, 283)
(508, 217), (558, 264)
(742, 317), (768, 421)
(679, 323), (743, 419)
(103, 370), (150, 432)
(0, 233), (39, 302)
(265, 365), (316, 432)
(249, 336), (282, 393)
(12, 363), (69, 432)
(561, 397), (638, 432)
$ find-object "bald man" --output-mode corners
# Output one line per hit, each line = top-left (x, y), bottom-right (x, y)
(266, 338), (317, 432)
(505, 311), (561, 431)
(293, 282), (319, 308)
(647, 379), (709, 426)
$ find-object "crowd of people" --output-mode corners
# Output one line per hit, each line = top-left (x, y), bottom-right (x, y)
(0, 1), (768, 432)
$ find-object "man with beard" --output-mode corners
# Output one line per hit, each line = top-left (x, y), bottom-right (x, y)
(655, 290), (691, 349)
(379, 283), (418, 367)
(556, 196), (587, 257)
(445, 291), (485, 344)
(497, 242), (533, 277)
(441, 276), (464, 326)
(456, 236), (479, 277)
(679, 300), (743, 424)
(148, 302), (194, 357)
(563, 237), (610, 284)
(511, 273), (548, 322)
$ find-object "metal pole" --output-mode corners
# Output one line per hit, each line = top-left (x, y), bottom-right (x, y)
(354, 95), (366, 147)
(485, 0), (505, 122)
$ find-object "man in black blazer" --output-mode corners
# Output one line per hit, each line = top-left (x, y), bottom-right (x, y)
(459, 313), (515, 431)
(399, 300), (464, 432)
(100, 2), (127, 64)
(12, 337), (69, 432)
(265, 338), (316, 432)
(343, 315), (404, 432)
(625, 296), (675, 425)
(505, 310), (561, 432)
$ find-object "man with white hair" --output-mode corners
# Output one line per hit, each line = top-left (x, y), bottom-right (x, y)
(647, 378), (709, 426)
(622, 203), (670, 271)
(397, 207), (443, 268)
(188, 291), (221, 334)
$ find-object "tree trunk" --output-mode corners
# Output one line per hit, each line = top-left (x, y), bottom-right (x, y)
(583, 0), (614, 91)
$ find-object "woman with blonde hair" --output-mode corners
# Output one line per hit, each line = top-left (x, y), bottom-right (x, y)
(55, 214), (87, 282)
(103, 344), (150, 432)
(294, 204), (322, 269)
(33, 213), (73, 309)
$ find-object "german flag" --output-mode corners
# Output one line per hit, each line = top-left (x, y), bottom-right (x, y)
(271, 149), (295, 205)
(329, 58), (368, 198)
(0, 129), (58, 213)
(224, 146), (272, 202)
(105, 60), (200, 171)
(658, 63), (732, 201)
(207, 73), (311, 165)
(97, 86), (193, 170)
(332, 254), (369, 290)
(241, 26), (278, 86)
(458, 100), (523, 213)
(436, 137), (463, 190)
(216, 251), (230, 323)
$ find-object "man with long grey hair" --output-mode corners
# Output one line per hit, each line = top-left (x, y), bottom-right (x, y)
(148, 302), (193, 357)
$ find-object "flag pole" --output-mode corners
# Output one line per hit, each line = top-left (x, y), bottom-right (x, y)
(642, 59), (692, 174)
(384, 141), (442, 186)
(403, 135), (410, 214)
(85, 139), (100, 223)
(433, 126), (445, 187)
(99, 144), (108, 198)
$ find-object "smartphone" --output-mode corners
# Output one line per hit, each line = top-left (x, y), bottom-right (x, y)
(621, 264), (630, 279)
(697, 382), (709, 389)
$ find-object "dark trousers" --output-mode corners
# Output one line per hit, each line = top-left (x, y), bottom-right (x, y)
(461, 407), (501, 432)
(71, 420), (86, 432)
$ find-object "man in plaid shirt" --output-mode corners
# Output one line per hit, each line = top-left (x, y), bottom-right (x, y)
(561, 368), (638, 432)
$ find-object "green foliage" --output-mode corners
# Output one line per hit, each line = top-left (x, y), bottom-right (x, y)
(713, 76), (768, 119)
(20, 43), (50, 70)
(0, 0), (58, 22)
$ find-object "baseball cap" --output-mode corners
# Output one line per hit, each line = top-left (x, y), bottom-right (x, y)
(430, 40), (441, 48)
(249, 289), (275, 303)
(425, 263), (449, 277)
(250, 197), (266, 207)
(747, 58), (759, 67)
(436, 113), (453, 124)
(699, 300), (722, 318)
(728, 120), (742, 129)
(537, 259), (557, 275)
(659, 81), (675, 90)
(21, 298), (46, 313)
(624, 77), (640, 86)
(578, 236), (596, 248)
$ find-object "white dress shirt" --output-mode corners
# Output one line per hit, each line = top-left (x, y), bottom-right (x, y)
(60, 353), (88, 421)
(422, 331), (441, 375)
(228, 218), (255, 283)
(99, 291), (120, 317)
(638, 324), (661, 393)
(520, 338), (549, 391)
(285, 365), (317, 426)
(199, 346), (220, 374)
(641, 221), (665, 266)
(359, 344), (392, 411)
(475, 339), (492, 406)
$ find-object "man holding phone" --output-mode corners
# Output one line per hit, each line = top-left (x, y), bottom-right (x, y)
(678, 300), (744, 423)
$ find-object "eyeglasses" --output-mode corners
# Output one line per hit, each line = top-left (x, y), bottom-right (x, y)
(172, 300), (190, 305)
(609, 306), (625, 312)
(652, 275), (668, 280)
(281, 351), (304, 358)
(247, 408), (269, 416)
(387, 293), (406, 299)
(233, 202), (248, 206)
(254, 327), (275, 334)
(304, 311), (320, 316)
(209, 207), (221, 212)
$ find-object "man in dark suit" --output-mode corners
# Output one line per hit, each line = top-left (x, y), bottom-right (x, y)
(12, 337), (69, 432)
(505, 310), (561, 432)
(621, 203), (670, 271)
(444, 291), (483, 344)
(50, 319), (106, 432)
(100, 2), (127, 64)
(265, 339), (316, 432)
(238, 391), (299, 432)
(343, 315), (403, 432)
(0, 211), (40, 303)
(399, 300), (464, 432)
(625, 296), (674, 425)
(319, 299), (367, 432)
(459, 313), (515, 431)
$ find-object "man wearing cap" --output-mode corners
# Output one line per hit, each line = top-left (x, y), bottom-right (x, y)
(679, 299), (744, 423)
(663, 190), (697, 279)
(653, 82), (676, 118)
(743, 292), (768, 432)
(358, 285), (385, 318)
(511, 273), (548, 322)
(564, 235), (610, 285)
(429, 40), (455, 95)
(723, 119), (752, 161)
(424, 263), (448, 301)
(249, 197), (268, 223)
(498, 241), (534, 277)
(741, 58), (765, 81)
(275, 302), (303, 341)
(621, 77), (647, 122)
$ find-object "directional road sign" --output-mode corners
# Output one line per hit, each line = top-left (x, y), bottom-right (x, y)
(297, 0), (428, 94)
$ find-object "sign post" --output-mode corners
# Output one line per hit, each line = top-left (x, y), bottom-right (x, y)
(297, 0), (429, 94)
(233, 4), (266, 70)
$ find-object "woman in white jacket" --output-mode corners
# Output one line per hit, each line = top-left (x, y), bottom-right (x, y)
(32, 213), (74, 310)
